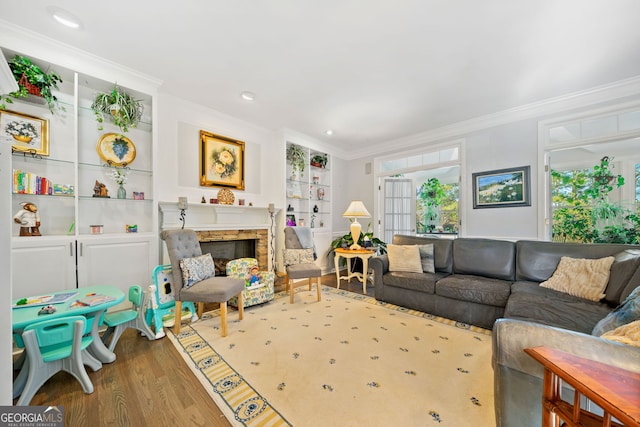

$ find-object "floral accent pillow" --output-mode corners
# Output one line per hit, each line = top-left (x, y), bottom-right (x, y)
(179, 253), (216, 288)
(283, 248), (315, 266)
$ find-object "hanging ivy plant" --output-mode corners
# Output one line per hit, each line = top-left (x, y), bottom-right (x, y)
(0, 55), (64, 114)
(91, 84), (144, 133)
(286, 144), (306, 177)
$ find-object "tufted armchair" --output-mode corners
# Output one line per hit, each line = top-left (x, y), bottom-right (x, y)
(226, 258), (275, 308)
(160, 229), (245, 337)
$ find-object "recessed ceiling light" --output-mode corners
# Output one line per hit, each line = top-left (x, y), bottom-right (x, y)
(325, 129), (334, 136)
(240, 91), (256, 101)
(47, 6), (82, 29)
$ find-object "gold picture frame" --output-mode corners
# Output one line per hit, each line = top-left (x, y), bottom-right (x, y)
(0, 110), (49, 156)
(200, 130), (245, 190)
(96, 133), (136, 166)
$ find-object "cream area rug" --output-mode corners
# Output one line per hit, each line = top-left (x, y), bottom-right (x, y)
(167, 286), (495, 426)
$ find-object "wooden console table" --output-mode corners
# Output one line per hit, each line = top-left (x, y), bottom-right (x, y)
(524, 346), (640, 427)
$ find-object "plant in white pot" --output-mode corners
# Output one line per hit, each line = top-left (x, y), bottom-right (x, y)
(91, 84), (143, 133)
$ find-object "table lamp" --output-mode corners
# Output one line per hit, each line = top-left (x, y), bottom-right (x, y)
(342, 200), (371, 249)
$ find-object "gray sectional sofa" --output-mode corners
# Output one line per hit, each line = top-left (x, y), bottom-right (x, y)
(370, 234), (640, 332)
(369, 234), (640, 427)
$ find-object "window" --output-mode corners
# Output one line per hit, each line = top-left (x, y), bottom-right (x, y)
(376, 143), (461, 240)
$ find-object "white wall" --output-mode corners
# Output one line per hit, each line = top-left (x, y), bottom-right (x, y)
(156, 94), (283, 209)
(463, 119), (539, 239)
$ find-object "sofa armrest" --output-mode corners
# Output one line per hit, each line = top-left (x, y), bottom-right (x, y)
(492, 318), (640, 427)
(492, 318), (640, 377)
(369, 254), (389, 300)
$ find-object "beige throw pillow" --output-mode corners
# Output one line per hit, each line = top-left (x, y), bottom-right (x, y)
(540, 256), (615, 302)
(387, 244), (423, 273)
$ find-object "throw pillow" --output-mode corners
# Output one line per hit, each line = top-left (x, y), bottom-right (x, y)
(283, 248), (315, 266)
(540, 256), (615, 302)
(601, 319), (640, 347)
(418, 244), (435, 274)
(604, 249), (640, 304)
(179, 253), (216, 289)
(387, 244), (423, 273)
(593, 285), (640, 336)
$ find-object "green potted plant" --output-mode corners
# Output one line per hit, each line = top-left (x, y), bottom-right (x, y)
(91, 84), (144, 133)
(418, 178), (446, 233)
(329, 224), (387, 269)
(286, 144), (306, 177)
(310, 153), (328, 168)
(0, 55), (63, 114)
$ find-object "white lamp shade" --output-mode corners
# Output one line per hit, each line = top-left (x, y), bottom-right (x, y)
(342, 200), (371, 218)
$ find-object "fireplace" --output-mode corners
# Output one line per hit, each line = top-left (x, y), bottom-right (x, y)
(159, 202), (274, 271)
(196, 229), (268, 274)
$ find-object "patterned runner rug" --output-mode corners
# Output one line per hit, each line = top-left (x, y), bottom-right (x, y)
(167, 286), (495, 426)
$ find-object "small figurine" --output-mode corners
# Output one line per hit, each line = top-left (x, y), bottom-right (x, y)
(14, 202), (41, 236)
(92, 180), (109, 198)
(38, 305), (56, 315)
(246, 266), (260, 287)
(201, 196), (206, 203)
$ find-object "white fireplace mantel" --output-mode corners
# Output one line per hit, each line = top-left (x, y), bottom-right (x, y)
(158, 202), (279, 231)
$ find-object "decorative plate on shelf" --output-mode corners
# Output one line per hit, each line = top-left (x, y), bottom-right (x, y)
(97, 133), (136, 166)
(217, 188), (235, 205)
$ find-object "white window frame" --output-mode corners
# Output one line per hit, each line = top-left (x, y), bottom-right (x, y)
(373, 140), (464, 239)
(538, 101), (640, 240)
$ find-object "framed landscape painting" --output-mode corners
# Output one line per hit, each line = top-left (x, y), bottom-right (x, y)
(199, 130), (245, 190)
(472, 166), (531, 209)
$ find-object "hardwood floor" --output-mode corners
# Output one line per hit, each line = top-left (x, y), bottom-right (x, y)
(14, 273), (368, 426)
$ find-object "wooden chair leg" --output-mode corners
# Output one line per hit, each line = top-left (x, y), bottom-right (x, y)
(196, 302), (204, 318)
(316, 277), (321, 301)
(289, 279), (294, 304)
(220, 301), (228, 337)
(308, 278), (312, 291)
(173, 301), (182, 334)
(237, 292), (244, 320)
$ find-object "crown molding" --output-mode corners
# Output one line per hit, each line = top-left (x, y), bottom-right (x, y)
(351, 74), (640, 160)
(0, 20), (162, 94)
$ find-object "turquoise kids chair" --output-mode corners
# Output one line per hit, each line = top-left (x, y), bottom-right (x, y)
(17, 315), (94, 406)
(101, 285), (157, 351)
(145, 265), (197, 338)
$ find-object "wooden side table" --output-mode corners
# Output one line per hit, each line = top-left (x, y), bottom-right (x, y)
(333, 248), (376, 294)
(524, 346), (640, 427)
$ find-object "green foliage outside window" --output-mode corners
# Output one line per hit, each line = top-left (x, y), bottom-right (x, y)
(552, 156), (639, 244)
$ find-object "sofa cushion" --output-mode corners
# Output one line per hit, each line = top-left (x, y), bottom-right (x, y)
(540, 256), (614, 302)
(605, 250), (640, 305)
(387, 244), (423, 273)
(515, 240), (638, 283)
(392, 235), (453, 273)
(418, 244), (435, 273)
(505, 281), (612, 334)
(382, 271), (446, 294)
(592, 285), (640, 336)
(452, 238), (516, 281)
(435, 274), (511, 307)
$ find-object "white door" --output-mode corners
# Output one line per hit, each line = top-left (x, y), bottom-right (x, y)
(380, 178), (416, 243)
(12, 237), (77, 299)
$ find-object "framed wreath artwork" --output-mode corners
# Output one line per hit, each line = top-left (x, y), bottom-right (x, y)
(0, 110), (49, 156)
(200, 130), (245, 190)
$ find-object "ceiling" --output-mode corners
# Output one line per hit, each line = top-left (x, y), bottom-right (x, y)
(3, 1), (640, 157)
